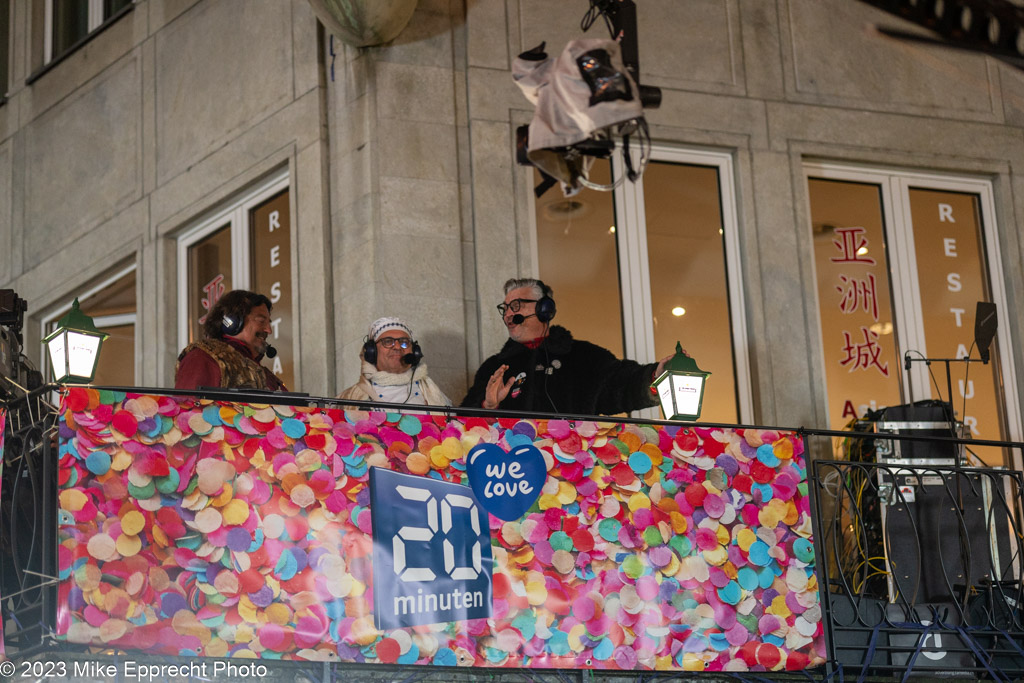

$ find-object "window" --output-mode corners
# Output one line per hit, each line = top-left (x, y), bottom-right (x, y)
(177, 171), (295, 390)
(534, 147), (751, 422)
(1, 0), (9, 98)
(42, 264), (137, 387)
(44, 0), (131, 64)
(806, 163), (1021, 467)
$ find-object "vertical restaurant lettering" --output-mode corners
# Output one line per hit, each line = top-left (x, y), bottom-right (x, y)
(938, 202), (979, 436)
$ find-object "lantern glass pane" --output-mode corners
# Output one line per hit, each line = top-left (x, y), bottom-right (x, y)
(47, 333), (67, 379)
(67, 332), (101, 379)
(672, 374), (705, 417)
(656, 380), (674, 418)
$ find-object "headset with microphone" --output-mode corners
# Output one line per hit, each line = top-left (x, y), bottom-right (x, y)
(510, 280), (557, 324)
(222, 311), (277, 358)
(362, 336), (423, 367)
(221, 313), (245, 337)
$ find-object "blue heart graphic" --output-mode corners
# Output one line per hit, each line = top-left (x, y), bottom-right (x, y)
(466, 443), (547, 521)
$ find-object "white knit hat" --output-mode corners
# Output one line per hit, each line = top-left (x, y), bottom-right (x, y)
(368, 316), (413, 341)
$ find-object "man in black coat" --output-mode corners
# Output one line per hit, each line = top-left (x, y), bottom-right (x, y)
(461, 278), (673, 415)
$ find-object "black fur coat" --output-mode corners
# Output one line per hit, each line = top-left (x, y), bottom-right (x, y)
(461, 325), (658, 416)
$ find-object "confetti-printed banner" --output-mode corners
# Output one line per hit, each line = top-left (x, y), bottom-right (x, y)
(56, 389), (825, 672)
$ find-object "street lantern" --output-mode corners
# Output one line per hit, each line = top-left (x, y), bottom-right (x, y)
(42, 299), (108, 384)
(652, 342), (711, 421)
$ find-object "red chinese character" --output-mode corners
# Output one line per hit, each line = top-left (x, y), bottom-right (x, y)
(830, 227), (876, 264)
(836, 272), (879, 321)
(839, 327), (889, 377)
(198, 274), (226, 325)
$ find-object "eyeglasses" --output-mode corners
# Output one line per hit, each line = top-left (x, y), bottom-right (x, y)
(496, 299), (538, 316)
(376, 337), (413, 349)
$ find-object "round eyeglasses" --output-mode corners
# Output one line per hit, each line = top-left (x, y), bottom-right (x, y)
(377, 337), (412, 349)
(496, 298), (538, 316)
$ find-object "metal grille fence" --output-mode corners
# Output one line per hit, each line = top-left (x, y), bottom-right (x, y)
(808, 430), (1024, 679)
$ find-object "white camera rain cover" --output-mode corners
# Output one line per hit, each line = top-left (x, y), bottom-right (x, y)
(513, 39), (644, 192)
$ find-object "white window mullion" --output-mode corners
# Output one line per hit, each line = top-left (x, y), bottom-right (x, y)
(707, 151), (754, 423)
(887, 176), (931, 402)
(43, 0), (53, 63)
(87, 0), (103, 30)
(611, 153), (655, 364)
(611, 154), (659, 421)
(231, 205), (250, 290)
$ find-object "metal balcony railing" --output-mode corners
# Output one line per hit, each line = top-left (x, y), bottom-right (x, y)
(0, 387), (58, 657)
(804, 427), (1024, 681)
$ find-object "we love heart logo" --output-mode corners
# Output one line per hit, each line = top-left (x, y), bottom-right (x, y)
(466, 443), (547, 521)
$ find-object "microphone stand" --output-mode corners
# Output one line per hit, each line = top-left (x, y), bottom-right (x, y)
(903, 353), (986, 510)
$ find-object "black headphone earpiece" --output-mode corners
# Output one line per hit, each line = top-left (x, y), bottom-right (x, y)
(362, 336), (378, 365)
(222, 312), (244, 337)
(535, 280), (557, 323)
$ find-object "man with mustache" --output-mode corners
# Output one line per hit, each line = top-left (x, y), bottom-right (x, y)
(174, 289), (286, 391)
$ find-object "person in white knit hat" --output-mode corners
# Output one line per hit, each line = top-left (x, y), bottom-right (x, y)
(338, 316), (452, 406)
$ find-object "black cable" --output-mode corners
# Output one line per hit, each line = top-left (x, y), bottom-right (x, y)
(905, 349), (947, 407)
(540, 322), (559, 414)
(402, 359), (418, 404)
(580, 0), (615, 37)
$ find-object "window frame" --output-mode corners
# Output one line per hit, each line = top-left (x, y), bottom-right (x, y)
(175, 169), (289, 354)
(804, 161), (1022, 468)
(528, 145), (753, 422)
(1, 0), (10, 101)
(41, 0), (132, 66)
(40, 262), (138, 384)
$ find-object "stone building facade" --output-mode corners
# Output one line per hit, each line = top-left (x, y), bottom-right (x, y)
(2, 0), (1023, 465)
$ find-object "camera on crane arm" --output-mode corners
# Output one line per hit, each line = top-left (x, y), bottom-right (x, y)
(514, 0), (662, 198)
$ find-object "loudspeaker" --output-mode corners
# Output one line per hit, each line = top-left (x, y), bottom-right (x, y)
(974, 302), (997, 364)
(880, 470), (1010, 604)
(222, 313), (244, 336)
(363, 337), (422, 367)
(535, 280), (557, 323)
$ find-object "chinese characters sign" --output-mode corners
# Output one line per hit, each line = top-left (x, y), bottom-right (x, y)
(56, 389), (825, 672)
(830, 226), (887, 377)
(809, 178), (901, 428)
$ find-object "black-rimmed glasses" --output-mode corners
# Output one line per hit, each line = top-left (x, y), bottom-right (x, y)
(377, 337), (413, 349)
(496, 299), (538, 316)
